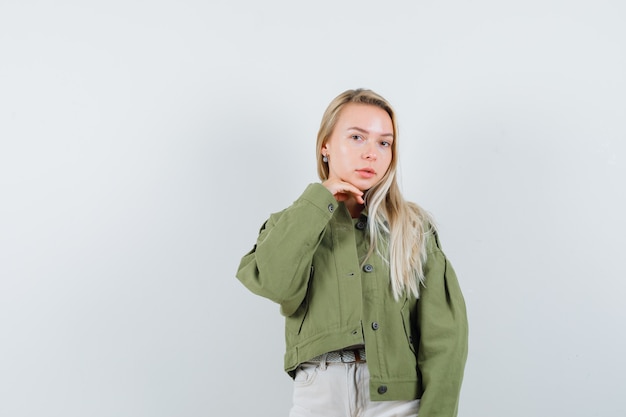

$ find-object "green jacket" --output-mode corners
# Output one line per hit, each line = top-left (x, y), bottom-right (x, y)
(237, 183), (468, 416)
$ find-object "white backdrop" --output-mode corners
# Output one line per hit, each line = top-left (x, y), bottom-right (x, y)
(1, 1), (625, 416)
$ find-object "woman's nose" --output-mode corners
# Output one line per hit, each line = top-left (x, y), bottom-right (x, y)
(363, 146), (377, 160)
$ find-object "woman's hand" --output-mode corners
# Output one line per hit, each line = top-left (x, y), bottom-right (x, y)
(322, 178), (364, 205)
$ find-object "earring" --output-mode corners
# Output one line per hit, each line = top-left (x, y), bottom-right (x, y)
(322, 155), (328, 163)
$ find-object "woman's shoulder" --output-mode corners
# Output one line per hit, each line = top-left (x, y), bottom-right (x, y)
(403, 200), (440, 253)
(405, 201), (435, 229)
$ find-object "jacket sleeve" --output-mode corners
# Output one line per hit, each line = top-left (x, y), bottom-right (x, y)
(236, 183), (337, 316)
(416, 232), (469, 417)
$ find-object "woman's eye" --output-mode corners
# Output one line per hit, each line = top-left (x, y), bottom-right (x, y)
(381, 141), (391, 147)
(351, 135), (363, 141)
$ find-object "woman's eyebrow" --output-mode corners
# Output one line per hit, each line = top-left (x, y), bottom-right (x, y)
(347, 126), (394, 137)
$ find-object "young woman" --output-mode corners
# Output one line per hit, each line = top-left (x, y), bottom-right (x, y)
(237, 89), (468, 417)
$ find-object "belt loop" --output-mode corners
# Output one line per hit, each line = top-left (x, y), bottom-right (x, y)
(319, 353), (328, 371)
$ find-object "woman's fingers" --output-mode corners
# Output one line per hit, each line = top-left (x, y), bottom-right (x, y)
(322, 180), (364, 204)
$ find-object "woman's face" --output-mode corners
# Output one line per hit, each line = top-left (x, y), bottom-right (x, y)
(322, 103), (394, 191)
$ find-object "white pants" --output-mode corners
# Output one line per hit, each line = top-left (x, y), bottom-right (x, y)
(289, 359), (419, 417)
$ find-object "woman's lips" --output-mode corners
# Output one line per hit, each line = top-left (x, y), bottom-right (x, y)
(356, 168), (376, 179)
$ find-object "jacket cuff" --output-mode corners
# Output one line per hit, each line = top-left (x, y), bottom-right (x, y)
(298, 183), (338, 217)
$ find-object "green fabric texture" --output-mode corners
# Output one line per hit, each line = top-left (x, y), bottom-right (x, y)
(237, 183), (468, 416)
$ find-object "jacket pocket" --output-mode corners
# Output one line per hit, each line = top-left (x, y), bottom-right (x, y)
(400, 297), (417, 354)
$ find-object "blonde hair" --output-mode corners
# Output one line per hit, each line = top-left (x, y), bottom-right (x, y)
(316, 88), (434, 300)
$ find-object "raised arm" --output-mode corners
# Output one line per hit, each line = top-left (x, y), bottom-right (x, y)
(236, 183), (337, 316)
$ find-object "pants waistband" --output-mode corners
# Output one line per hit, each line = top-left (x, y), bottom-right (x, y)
(308, 348), (366, 363)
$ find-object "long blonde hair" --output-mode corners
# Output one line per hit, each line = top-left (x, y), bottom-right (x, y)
(316, 88), (434, 300)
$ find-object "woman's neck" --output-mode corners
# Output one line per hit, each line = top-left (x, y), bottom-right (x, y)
(344, 199), (365, 218)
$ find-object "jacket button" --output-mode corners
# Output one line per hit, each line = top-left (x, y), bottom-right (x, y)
(328, 204), (334, 213)
(355, 221), (366, 230)
(371, 322), (379, 330)
(363, 264), (373, 273)
(377, 385), (387, 394)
